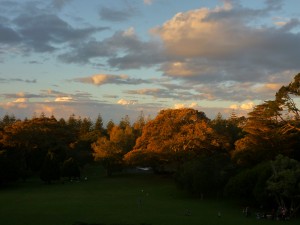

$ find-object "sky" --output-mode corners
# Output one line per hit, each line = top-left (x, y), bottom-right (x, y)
(1, 0), (300, 124)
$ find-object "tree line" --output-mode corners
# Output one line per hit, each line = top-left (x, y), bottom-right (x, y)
(1, 73), (300, 217)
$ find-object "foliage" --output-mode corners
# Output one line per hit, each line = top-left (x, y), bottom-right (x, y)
(0, 147), (24, 184)
(40, 152), (61, 183)
(224, 162), (273, 205)
(92, 136), (124, 176)
(92, 115), (141, 176)
(175, 151), (232, 197)
(267, 155), (300, 216)
(0, 114), (103, 183)
(211, 112), (245, 151)
(61, 157), (81, 179)
(124, 108), (228, 172)
(1, 73), (300, 218)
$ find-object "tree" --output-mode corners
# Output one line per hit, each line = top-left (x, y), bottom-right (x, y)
(267, 155), (300, 216)
(224, 162), (273, 205)
(124, 108), (228, 172)
(233, 73), (300, 166)
(176, 152), (232, 197)
(94, 114), (104, 133)
(92, 120), (137, 176)
(0, 116), (72, 173)
(40, 152), (61, 184)
(106, 120), (115, 135)
(232, 102), (282, 167)
(0, 147), (24, 184)
(61, 157), (80, 179)
(0, 114), (17, 131)
(211, 112), (245, 151)
(92, 136), (123, 176)
(133, 111), (146, 138)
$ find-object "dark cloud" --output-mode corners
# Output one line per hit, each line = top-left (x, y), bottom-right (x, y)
(52, 0), (74, 10)
(103, 95), (119, 99)
(0, 25), (21, 43)
(124, 88), (185, 99)
(59, 29), (166, 68)
(0, 1), (108, 56)
(99, 6), (134, 22)
(13, 14), (108, 53)
(0, 78), (36, 83)
(58, 40), (112, 64)
(2, 93), (42, 99)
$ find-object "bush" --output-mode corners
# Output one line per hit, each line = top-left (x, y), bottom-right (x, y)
(175, 154), (231, 197)
(61, 157), (81, 179)
(224, 162), (272, 205)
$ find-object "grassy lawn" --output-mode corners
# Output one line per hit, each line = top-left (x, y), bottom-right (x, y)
(0, 166), (299, 225)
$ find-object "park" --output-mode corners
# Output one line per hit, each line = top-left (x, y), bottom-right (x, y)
(0, 164), (299, 225)
(1, 75), (300, 225)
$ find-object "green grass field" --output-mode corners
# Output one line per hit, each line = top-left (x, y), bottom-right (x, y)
(0, 166), (299, 225)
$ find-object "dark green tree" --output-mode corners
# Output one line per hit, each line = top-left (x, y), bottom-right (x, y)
(40, 152), (61, 184)
(267, 155), (300, 216)
(61, 157), (80, 179)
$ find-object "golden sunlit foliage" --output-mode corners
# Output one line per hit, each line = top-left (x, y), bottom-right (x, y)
(124, 108), (228, 170)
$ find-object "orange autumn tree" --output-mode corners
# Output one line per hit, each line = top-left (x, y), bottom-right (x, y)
(124, 108), (228, 172)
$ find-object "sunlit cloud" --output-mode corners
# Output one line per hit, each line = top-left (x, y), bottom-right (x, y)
(230, 101), (255, 111)
(74, 74), (150, 86)
(152, 1), (300, 83)
(122, 27), (135, 37)
(174, 102), (199, 109)
(229, 104), (239, 110)
(117, 99), (138, 105)
(1, 101), (28, 109)
(54, 97), (73, 102)
(240, 102), (255, 110)
(13, 98), (27, 103)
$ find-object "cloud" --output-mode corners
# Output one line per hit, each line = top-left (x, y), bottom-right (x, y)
(13, 98), (27, 103)
(1, 89), (97, 107)
(14, 13), (107, 53)
(174, 102), (199, 109)
(0, 3), (109, 55)
(55, 96), (73, 102)
(144, 0), (153, 5)
(117, 99), (138, 105)
(52, 0), (74, 10)
(174, 103), (185, 109)
(0, 99), (222, 122)
(73, 74), (151, 86)
(59, 28), (166, 68)
(0, 77), (36, 83)
(152, 1), (300, 84)
(0, 25), (21, 43)
(99, 5), (135, 22)
(230, 101), (255, 110)
(125, 88), (177, 99)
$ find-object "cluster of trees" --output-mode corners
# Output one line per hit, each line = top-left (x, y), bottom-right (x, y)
(0, 114), (100, 183)
(1, 73), (300, 215)
(0, 112), (149, 184)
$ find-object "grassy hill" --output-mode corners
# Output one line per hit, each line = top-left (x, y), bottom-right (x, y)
(0, 165), (298, 225)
